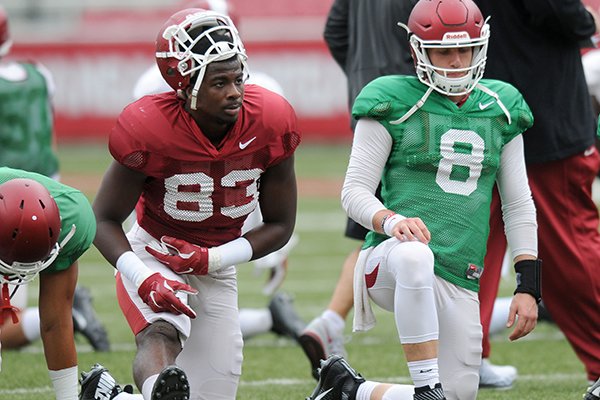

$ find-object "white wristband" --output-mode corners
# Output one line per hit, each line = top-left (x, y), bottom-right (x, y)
(48, 366), (78, 400)
(116, 251), (154, 287)
(208, 237), (253, 272)
(383, 214), (406, 237)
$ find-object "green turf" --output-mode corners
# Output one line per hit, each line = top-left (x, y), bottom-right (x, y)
(0, 142), (590, 399)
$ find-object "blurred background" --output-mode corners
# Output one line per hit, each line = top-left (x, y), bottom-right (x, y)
(2, 0), (352, 143)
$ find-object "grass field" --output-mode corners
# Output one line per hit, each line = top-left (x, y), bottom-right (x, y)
(0, 142), (591, 399)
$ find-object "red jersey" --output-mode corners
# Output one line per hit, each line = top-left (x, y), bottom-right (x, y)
(109, 84), (300, 247)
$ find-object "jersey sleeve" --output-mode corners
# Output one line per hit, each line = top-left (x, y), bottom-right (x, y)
(351, 76), (419, 123)
(108, 96), (175, 175)
(487, 80), (534, 144)
(50, 190), (96, 271)
(255, 87), (302, 167)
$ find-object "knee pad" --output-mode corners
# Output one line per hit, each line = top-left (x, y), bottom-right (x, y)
(387, 241), (435, 288)
(445, 370), (479, 400)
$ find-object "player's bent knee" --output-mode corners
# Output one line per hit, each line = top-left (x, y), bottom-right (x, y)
(387, 241), (435, 287)
(136, 320), (180, 349)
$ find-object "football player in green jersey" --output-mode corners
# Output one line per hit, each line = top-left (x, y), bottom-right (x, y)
(0, 7), (109, 355)
(0, 167), (97, 400)
(306, 0), (541, 400)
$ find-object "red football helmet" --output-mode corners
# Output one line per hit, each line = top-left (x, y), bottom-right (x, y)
(400, 0), (490, 96)
(179, 1), (229, 15)
(155, 8), (247, 109)
(0, 6), (12, 57)
(176, 1), (240, 26)
(0, 179), (62, 284)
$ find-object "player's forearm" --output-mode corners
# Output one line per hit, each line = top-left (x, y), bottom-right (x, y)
(497, 135), (538, 260)
(242, 221), (291, 261)
(341, 118), (391, 230)
(94, 220), (133, 267)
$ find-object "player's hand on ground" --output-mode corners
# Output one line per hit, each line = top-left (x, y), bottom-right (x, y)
(146, 236), (210, 275)
(507, 293), (538, 341)
(391, 217), (431, 244)
(137, 272), (197, 318)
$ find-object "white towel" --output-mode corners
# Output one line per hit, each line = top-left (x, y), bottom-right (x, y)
(352, 247), (376, 332)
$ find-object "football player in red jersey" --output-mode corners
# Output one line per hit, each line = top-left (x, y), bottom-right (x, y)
(91, 9), (300, 400)
(131, 0), (305, 346)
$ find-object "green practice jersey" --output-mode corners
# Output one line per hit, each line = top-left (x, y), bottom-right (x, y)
(0, 167), (96, 272)
(353, 76), (533, 291)
(0, 63), (59, 177)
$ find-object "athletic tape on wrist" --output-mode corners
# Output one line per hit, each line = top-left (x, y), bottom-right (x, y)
(209, 237), (253, 272)
(514, 259), (542, 303)
(383, 213), (406, 237)
(116, 251), (154, 287)
(380, 212), (396, 232)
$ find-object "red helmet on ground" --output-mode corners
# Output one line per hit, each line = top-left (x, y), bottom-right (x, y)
(400, 0), (490, 96)
(155, 8), (247, 109)
(0, 179), (61, 284)
(0, 6), (12, 57)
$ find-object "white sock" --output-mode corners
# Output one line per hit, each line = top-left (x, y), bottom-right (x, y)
(141, 374), (159, 400)
(21, 307), (41, 342)
(356, 380), (378, 400)
(408, 358), (439, 389)
(322, 309), (345, 333)
(382, 384), (417, 399)
(239, 308), (272, 339)
(114, 392), (143, 399)
(48, 366), (78, 400)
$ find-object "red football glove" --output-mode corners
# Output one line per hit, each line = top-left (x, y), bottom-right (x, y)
(137, 272), (198, 318)
(146, 236), (210, 275)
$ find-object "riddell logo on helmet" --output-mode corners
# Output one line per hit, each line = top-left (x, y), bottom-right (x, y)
(443, 32), (470, 41)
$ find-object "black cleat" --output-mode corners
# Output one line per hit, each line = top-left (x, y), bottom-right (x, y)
(269, 292), (306, 341)
(72, 286), (111, 352)
(152, 365), (190, 400)
(306, 355), (365, 400)
(584, 377), (600, 400)
(79, 363), (133, 400)
(413, 383), (446, 400)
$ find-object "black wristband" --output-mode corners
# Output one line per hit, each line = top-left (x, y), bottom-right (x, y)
(513, 259), (542, 303)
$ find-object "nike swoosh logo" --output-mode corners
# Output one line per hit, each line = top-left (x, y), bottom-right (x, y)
(365, 263), (379, 289)
(584, 147), (595, 156)
(239, 137), (257, 149)
(314, 388), (334, 400)
(478, 100), (495, 110)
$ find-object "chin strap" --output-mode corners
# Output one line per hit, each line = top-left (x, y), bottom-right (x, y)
(0, 281), (19, 324)
(389, 86), (434, 125)
(389, 84), (512, 126)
